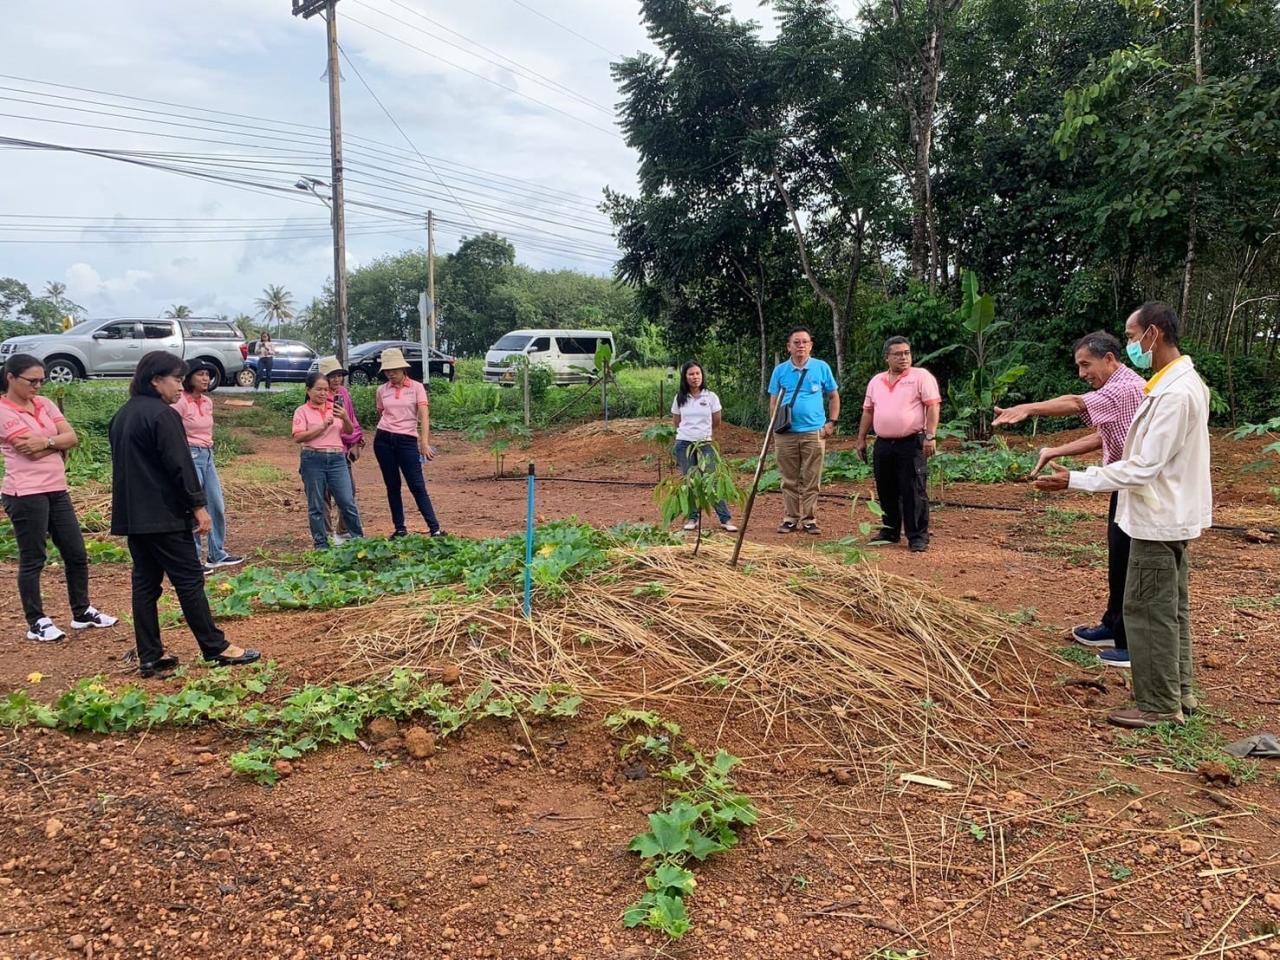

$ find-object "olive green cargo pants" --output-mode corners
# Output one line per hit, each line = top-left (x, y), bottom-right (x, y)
(1123, 538), (1193, 715)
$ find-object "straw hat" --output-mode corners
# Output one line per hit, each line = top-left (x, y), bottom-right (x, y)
(378, 347), (411, 372)
(318, 356), (346, 377)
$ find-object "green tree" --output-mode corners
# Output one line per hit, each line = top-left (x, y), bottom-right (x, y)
(163, 304), (193, 319)
(438, 233), (517, 354)
(254, 284), (296, 333)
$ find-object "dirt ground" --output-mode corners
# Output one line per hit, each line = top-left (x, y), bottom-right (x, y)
(1, 405), (1279, 960)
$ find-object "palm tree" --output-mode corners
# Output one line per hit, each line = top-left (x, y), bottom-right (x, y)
(254, 285), (295, 333)
(163, 304), (193, 319)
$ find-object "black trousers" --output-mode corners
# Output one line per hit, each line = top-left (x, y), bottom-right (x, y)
(373, 430), (440, 534)
(1101, 491), (1131, 650)
(2, 490), (90, 628)
(872, 434), (929, 545)
(256, 356), (274, 389)
(126, 530), (228, 664)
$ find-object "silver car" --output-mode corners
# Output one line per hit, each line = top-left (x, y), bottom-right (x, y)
(0, 317), (247, 389)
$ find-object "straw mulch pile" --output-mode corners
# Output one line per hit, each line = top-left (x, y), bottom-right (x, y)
(71, 474), (297, 523)
(323, 541), (1048, 780)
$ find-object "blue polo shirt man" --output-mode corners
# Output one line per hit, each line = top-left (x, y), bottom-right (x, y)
(768, 328), (840, 534)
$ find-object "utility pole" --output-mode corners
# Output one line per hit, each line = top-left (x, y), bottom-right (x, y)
(293, 0), (349, 364)
(427, 210), (436, 351)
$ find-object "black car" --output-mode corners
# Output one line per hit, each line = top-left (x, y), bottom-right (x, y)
(340, 341), (457, 385)
(235, 339), (318, 387)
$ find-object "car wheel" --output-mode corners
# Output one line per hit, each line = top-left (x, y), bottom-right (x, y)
(349, 368), (371, 386)
(45, 359), (80, 384)
(235, 368), (257, 388)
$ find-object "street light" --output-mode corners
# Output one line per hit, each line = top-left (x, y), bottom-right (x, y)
(295, 174), (346, 361)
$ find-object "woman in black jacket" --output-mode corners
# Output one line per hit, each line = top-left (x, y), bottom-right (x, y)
(108, 351), (260, 678)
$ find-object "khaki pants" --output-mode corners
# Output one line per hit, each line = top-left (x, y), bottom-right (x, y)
(1124, 538), (1193, 715)
(774, 430), (824, 525)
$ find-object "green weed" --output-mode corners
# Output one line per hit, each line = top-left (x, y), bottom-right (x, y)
(1057, 646), (1101, 669)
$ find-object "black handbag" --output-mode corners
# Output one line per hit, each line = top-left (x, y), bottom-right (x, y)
(773, 367), (809, 434)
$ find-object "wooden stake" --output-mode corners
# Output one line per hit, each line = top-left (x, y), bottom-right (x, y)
(730, 401), (782, 568)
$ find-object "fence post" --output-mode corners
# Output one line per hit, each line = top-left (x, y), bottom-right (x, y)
(523, 462), (536, 618)
(522, 362), (531, 430)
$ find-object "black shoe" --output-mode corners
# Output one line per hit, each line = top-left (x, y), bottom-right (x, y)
(875, 529), (900, 543)
(139, 655), (180, 678)
(205, 648), (261, 668)
(909, 540), (928, 553)
(430, 529), (447, 538)
(390, 529), (409, 540)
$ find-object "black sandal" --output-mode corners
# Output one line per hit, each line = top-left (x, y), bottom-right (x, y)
(204, 649), (261, 668)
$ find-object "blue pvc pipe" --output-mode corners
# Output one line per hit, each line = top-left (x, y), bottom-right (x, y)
(523, 462), (536, 618)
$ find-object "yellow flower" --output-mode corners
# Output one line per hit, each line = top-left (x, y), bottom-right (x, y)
(26, 672), (43, 684)
(537, 544), (555, 557)
(357, 550), (367, 559)
(218, 582), (233, 593)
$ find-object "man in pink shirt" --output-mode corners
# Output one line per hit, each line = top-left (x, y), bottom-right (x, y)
(993, 330), (1146, 667)
(856, 337), (942, 553)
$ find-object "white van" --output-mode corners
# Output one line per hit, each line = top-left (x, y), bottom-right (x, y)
(483, 329), (616, 386)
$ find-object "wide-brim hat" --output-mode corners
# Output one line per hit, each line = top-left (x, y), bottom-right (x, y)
(318, 356), (347, 377)
(378, 347), (411, 372)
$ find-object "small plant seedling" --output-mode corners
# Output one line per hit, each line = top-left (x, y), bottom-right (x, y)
(967, 821), (988, 842)
(372, 757), (398, 772)
(1106, 862), (1132, 881)
(705, 674), (729, 691)
(633, 581), (669, 599)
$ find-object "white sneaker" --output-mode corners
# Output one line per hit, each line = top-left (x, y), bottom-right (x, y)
(27, 617), (65, 642)
(331, 533), (349, 545)
(71, 606), (119, 630)
(682, 520), (699, 531)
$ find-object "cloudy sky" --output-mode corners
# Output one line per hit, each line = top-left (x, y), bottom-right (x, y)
(0, 0), (855, 320)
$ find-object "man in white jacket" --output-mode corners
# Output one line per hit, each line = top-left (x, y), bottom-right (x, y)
(1035, 302), (1212, 729)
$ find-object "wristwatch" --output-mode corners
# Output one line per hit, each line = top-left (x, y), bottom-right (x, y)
(925, 435), (936, 441)
(46, 437), (55, 449)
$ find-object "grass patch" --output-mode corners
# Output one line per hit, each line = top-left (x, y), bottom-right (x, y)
(1117, 711), (1261, 783)
(1043, 541), (1107, 567)
(1057, 645), (1101, 669)
(1043, 507), (1093, 538)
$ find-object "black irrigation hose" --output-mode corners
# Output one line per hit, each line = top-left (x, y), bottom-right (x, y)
(477, 474), (1279, 538)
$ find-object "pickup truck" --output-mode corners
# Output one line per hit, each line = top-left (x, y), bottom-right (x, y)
(0, 317), (247, 389)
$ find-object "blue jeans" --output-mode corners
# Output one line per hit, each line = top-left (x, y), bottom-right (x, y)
(190, 445), (228, 563)
(673, 440), (731, 524)
(300, 449), (364, 548)
(373, 430), (440, 534)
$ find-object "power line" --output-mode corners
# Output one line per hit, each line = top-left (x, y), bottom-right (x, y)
(340, 14), (622, 138)
(351, 0), (615, 115)
(506, 0), (620, 58)
(335, 41), (482, 231)
(0, 74), (609, 207)
(0, 136), (619, 263)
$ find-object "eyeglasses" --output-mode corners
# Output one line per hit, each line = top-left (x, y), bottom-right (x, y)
(888, 350), (912, 358)
(15, 375), (45, 386)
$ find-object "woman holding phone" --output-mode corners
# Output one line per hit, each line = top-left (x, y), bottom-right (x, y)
(292, 372), (364, 549)
(256, 331), (275, 391)
(371, 347), (443, 538)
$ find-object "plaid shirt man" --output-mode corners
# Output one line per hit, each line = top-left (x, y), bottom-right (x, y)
(1081, 365), (1146, 464)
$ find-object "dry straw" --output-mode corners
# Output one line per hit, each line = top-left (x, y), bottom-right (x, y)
(325, 541), (1041, 781)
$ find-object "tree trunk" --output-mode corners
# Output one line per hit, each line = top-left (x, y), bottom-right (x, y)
(771, 166), (848, 380)
(1180, 189), (1198, 325)
(756, 293), (768, 397)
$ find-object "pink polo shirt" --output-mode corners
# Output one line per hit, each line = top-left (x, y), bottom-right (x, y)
(171, 392), (214, 448)
(863, 367), (942, 439)
(292, 401), (344, 452)
(375, 379), (428, 437)
(0, 395), (69, 496)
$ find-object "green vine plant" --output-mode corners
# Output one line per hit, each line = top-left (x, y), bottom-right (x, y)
(605, 710), (757, 940)
(654, 439), (744, 555)
(0, 667), (582, 787)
